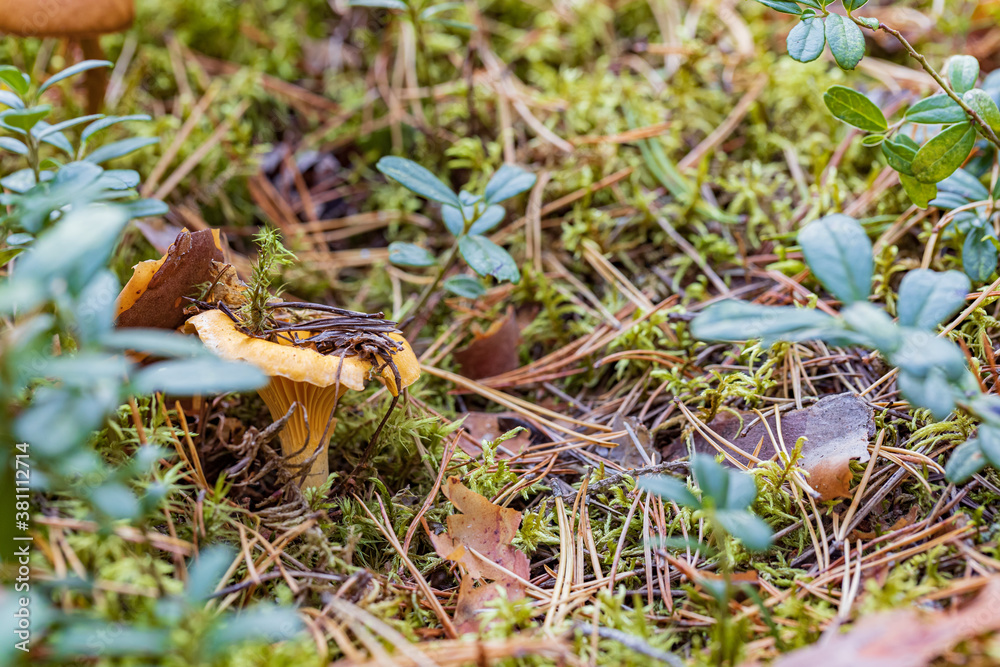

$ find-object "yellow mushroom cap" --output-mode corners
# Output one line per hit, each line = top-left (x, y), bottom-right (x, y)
(0, 0), (135, 37)
(184, 308), (421, 395)
(184, 308), (420, 488)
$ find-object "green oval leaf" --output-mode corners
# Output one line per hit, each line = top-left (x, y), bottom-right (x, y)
(1, 105), (51, 132)
(376, 156), (461, 207)
(639, 475), (701, 510)
(0, 90), (24, 110)
(752, 0), (802, 14)
(83, 137), (160, 164)
(81, 114), (152, 143)
(132, 358), (267, 395)
(484, 164), (537, 204)
(905, 94), (967, 124)
(714, 510), (773, 551)
(797, 213), (873, 304)
(458, 234), (521, 283)
(387, 241), (437, 267)
(897, 269), (970, 329)
(822, 85), (887, 132)
(937, 168), (989, 202)
(690, 301), (835, 344)
(945, 438), (986, 484)
(0, 65), (29, 96)
(35, 114), (104, 139)
(38, 60), (112, 94)
(963, 88), (1000, 134)
(349, 0), (408, 8)
(825, 14), (865, 70)
(443, 274), (485, 299)
(897, 369), (956, 421)
(946, 55), (979, 94)
(911, 122), (976, 184)
(882, 138), (917, 175)
(962, 229), (998, 283)
(978, 425), (1000, 470)
(0, 136), (27, 155)
(899, 173), (936, 208)
(787, 17), (826, 63)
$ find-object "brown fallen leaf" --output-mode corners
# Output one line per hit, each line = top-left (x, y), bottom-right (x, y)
(115, 229), (224, 330)
(765, 578), (1000, 667)
(453, 308), (520, 380)
(429, 477), (529, 582)
(428, 477), (530, 630)
(457, 412), (533, 459)
(670, 393), (874, 500)
(453, 574), (523, 631)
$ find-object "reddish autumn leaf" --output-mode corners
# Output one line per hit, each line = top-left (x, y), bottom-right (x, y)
(428, 477), (530, 582)
(767, 579), (1000, 667)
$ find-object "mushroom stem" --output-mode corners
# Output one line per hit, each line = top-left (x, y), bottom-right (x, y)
(259, 376), (343, 488)
(79, 38), (108, 113)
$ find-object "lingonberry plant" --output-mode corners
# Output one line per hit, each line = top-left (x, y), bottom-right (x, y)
(756, 0), (1000, 281)
(691, 213), (996, 483)
(377, 156), (535, 311)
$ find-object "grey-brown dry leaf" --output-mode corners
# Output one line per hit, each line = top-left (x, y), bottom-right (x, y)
(669, 393), (874, 500)
(765, 578), (1000, 667)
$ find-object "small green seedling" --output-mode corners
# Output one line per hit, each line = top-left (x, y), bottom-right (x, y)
(0, 61), (165, 267)
(640, 454), (773, 553)
(640, 455), (772, 666)
(376, 156), (535, 310)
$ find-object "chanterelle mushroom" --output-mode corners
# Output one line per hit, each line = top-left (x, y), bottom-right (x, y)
(0, 0), (135, 112)
(184, 308), (421, 488)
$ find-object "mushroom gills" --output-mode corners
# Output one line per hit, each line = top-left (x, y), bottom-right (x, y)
(259, 375), (345, 488)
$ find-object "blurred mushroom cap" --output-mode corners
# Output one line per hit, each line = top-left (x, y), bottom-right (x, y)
(0, 0), (135, 38)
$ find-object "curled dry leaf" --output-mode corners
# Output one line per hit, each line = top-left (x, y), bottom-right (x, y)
(115, 229), (224, 330)
(671, 393), (874, 500)
(767, 578), (1000, 667)
(427, 477), (529, 630)
(453, 307), (520, 380)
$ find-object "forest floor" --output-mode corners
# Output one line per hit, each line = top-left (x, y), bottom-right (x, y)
(6, 0), (1000, 665)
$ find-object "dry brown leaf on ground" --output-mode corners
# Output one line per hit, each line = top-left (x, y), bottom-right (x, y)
(428, 477), (529, 581)
(671, 393), (874, 500)
(427, 477), (530, 629)
(457, 411), (533, 458)
(453, 573), (525, 631)
(453, 307), (520, 380)
(765, 578), (1000, 667)
(115, 228), (224, 330)
(329, 636), (575, 667)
